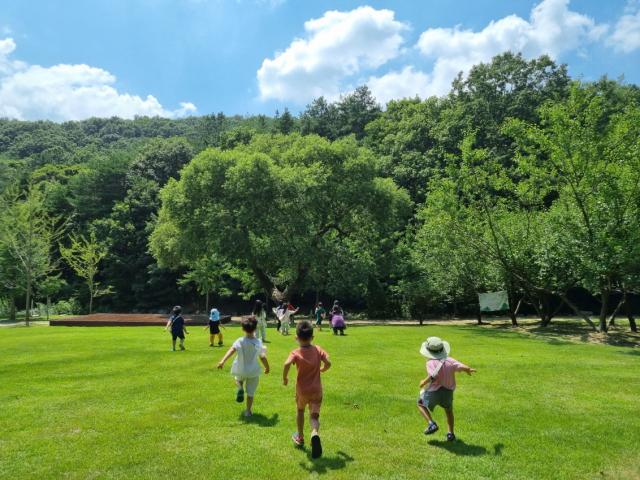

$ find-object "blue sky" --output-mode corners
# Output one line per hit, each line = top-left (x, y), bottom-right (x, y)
(0, 0), (639, 121)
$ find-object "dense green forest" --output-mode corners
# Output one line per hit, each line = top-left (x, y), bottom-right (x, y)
(1, 52), (639, 333)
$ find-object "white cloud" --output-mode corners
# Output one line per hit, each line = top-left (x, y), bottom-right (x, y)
(365, 66), (432, 105)
(382, 0), (608, 100)
(0, 38), (196, 121)
(606, 2), (640, 52)
(257, 6), (407, 103)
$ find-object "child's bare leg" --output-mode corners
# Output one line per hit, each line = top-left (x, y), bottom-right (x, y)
(444, 408), (454, 434)
(296, 409), (305, 440)
(418, 405), (434, 424)
(236, 380), (244, 389)
(172, 339), (176, 349)
(310, 413), (320, 435)
(246, 396), (254, 415)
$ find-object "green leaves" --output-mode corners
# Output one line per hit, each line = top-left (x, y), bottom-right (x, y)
(151, 133), (411, 302)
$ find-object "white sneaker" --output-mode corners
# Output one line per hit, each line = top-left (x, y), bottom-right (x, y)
(292, 433), (304, 447)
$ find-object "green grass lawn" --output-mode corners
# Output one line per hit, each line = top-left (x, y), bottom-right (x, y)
(1, 323), (638, 480)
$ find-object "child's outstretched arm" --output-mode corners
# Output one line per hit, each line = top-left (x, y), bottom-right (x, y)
(221, 323), (227, 330)
(203, 325), (209, 331)
(463, 366), (477, 375)
(217, 347), (237, 369)
(183, 324), (189, 335)
(260, 356), (270, 374)
(282, 358), (294, 385)
(163, 319), (172, 332)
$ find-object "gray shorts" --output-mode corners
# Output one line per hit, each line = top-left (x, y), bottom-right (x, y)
(417, 387), (454, 411)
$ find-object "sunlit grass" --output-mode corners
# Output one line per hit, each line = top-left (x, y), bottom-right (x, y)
(0, 323), (638, 479)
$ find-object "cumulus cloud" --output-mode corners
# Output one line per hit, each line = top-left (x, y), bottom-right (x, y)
(0, 38), (196, 121)
(257, 6), (407, 103)
(367, 0), (608, 102)
(365, 66), (432, 106)
(606, 2), (640, 52)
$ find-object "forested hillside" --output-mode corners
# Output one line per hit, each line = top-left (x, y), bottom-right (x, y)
(1, 52), (639, 333)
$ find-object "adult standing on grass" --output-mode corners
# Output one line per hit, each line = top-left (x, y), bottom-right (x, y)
(417, 336), (476, 441)
(164, 306), (189, 351)
(330, 301), (346, 335)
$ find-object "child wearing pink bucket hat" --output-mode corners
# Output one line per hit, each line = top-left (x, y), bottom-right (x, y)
(417, 337), (477, 441)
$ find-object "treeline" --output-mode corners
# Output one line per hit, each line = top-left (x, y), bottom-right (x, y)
(1, 52), (639, 333)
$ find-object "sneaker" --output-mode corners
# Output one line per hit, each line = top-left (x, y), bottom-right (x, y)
(171, 348), (176, 351)
(209, 344), (213, 347)
(311, 433), (322, 458)
(292, 433), (304, 447)
(446, 432), (456, 442)
(179, 344), (185, 350)
(236, 388), (245, 403)
(218, 342), (223, 346)
(243, 411), (252, 417)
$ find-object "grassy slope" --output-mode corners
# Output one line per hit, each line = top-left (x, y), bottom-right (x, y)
(0, 324), (638, 480)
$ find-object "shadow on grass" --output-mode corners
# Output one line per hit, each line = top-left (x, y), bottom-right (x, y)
(298, 450), (354, 474)
(458, 320), (640, 348)
(428, 440), (504, 457)
(621, 350), (640, 356)
(239, 412), (279, 427)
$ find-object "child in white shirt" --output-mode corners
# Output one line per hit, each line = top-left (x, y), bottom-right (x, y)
(217, 316), (270, 417)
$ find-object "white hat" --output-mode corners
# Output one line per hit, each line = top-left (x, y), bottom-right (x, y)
(420, 336), (450, 359)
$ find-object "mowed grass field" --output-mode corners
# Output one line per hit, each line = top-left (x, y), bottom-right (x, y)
(1, 323), (639, 480)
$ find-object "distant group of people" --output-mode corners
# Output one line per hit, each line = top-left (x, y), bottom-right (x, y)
(313, 300), (346, 335)
(163, 300), (476, 456)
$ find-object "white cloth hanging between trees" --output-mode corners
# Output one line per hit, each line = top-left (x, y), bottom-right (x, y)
(478, 291), (509, 312)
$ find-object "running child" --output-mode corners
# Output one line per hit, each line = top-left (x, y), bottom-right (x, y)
(281, 303), (299, 336)
(314, 302), (325, 332)
(203, 307), (227, 346)
(273, 301), (285, 332)
(283, 321), (331, 458)
(417, 336), (477, 441)
(253, 300), (268, 342)
(217, 316), (270, 417)
(164, 306), (189, 351)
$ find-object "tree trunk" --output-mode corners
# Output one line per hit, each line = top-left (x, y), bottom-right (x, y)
(453, 295), (458, 318)
(315, 290), (320, 308)
(505, 288), (518, 326)
(560, 293), (597, 331)
(9, 297), (15, 321)
(598, 286), (610, 333)
(522, 286), (546, 326)
(206, 291), (209, 314)
(25, 266), (31, 326)
(607, 295), (625, 330)
(623, 298), (637, 333)
(475, 305), (484, 325)
(46, 296), (50, 321)
(539, 292), (551, 327)
(89, 294), (93, 315)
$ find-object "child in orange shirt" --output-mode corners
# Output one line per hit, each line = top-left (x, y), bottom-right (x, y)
(283, 321), (331, 458)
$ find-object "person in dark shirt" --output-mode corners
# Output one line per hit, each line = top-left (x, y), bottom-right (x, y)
(164, 306), (189, 351)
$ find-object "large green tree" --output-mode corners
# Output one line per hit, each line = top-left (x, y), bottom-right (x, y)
(150, 133), (411, 303)
(505, 81), (640, 332)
